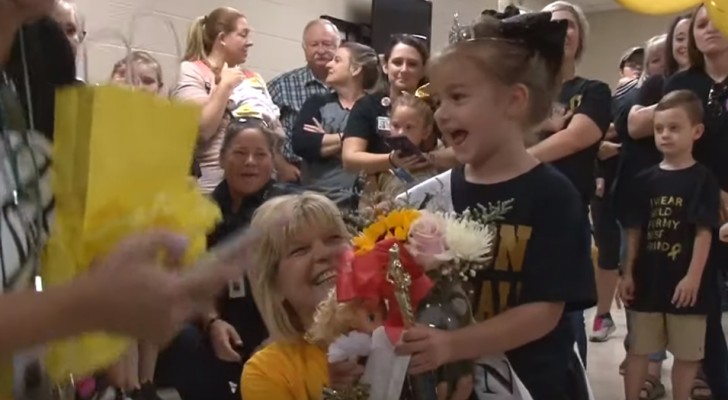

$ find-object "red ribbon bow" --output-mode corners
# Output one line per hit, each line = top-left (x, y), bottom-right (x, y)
(337, 239), (433, 344)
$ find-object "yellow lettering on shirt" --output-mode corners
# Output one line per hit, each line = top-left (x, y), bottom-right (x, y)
(476, 224), (531, 321)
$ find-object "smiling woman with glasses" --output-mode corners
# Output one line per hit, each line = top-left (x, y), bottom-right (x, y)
(661, 5), (728, 400)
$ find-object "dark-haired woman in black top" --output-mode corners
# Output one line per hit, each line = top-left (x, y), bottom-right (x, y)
(627, 14), (691, 141)
(661, 7), (728, 399)
(342, 35), (455, 180)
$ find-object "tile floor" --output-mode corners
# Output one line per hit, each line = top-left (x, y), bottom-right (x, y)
(586, 307), (728, 400)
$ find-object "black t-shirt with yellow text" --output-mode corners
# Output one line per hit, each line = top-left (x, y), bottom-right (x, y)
(450, 164), (596, 399)
(623, 163), (720, 314)
(546, 77), (612, 205)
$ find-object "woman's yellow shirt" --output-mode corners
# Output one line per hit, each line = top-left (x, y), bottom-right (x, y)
(241, 340), (328, 400)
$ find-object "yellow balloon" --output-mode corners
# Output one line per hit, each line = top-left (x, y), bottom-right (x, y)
(707, 0), (728, 36)
(615, 0), (701, 15)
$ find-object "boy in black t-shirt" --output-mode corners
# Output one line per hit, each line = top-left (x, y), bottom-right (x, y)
(620, 90), (720, 400)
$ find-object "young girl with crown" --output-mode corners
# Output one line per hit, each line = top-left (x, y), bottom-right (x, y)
(395, 7), (596, 400)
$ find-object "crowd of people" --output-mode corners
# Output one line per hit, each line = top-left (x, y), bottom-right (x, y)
(2, 0), (728, 399)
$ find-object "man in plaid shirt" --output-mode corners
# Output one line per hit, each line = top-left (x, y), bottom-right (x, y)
(268, 19), (340, 164)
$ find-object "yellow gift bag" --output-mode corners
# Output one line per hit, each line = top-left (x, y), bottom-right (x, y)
(42, 84), (221, 381)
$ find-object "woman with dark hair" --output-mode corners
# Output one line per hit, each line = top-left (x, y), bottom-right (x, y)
(660, 6), (728, 399)
(341, 35), (455, 182)
(627, 14), (692, 139)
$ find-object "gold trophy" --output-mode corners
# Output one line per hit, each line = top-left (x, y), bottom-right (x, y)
(386, 244), (415, 328)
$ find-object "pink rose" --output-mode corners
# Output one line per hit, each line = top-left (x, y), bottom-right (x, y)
(407, 212), (451, 270)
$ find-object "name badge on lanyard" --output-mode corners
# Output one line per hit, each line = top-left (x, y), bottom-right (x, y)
(377, 116), (391, 135)
(228, 277), (246, 299)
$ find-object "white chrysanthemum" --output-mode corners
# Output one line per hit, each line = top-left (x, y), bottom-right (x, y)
(441, 215), (495, 263)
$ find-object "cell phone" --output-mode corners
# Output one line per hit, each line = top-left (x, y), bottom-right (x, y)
(385, 135), (427, 161)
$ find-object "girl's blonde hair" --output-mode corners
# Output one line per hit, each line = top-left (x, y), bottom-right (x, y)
(111, 51), (163, 87)
(543, 1), (590, 60)
(391, 92), (434, 129)
(248, 192), (350, 340)
(639, 34), (667, 85)
(184, 7), (244, 61)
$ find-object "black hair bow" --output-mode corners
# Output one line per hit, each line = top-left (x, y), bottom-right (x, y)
(482, 5), (568, 74)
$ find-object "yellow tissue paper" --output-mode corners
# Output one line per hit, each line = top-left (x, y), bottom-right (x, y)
(42, 85), (221, 381)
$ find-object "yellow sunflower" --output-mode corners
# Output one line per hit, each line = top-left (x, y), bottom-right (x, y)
(352, 209), (421, 254)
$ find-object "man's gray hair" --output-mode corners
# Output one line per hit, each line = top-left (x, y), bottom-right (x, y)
(302, 18), (341, 44)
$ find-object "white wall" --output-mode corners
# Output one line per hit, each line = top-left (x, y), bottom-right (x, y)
(577, 9), (676, 88)
(74, 0), (497, 87)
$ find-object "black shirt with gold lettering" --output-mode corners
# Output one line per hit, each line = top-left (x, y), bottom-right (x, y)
(450, 163), (595, 400)
(546, 77), (612, 205)
(623, 163), (720, 314)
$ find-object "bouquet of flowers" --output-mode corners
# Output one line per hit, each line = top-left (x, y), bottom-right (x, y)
(310, 201), (499, 399)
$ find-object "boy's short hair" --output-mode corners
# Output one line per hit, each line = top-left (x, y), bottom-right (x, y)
(655, 90), (704, 125)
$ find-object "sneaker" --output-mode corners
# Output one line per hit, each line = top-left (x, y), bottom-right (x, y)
(590, 314), (616, 342)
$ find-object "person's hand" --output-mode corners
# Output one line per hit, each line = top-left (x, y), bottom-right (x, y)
(209, 319), (243, 362)
(276, 159), (301, 182)
(618, 275), (635, 306)
(391, 151), (430, 173)
(328, 359), (364, 390)
(395, 325), (454, 375)
(219, 63), (245, 90)
(595, 177), (606, 198)
(436, 375), (473, 400)
(542, 108), (573, 133)
(80, 229), (255, 344)
(672, 275), (700, 308)
(303, 117), (327, 134)
(597, 141), (621, 161)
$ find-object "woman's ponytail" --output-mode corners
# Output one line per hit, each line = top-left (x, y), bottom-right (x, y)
(183, 16), (207, 61)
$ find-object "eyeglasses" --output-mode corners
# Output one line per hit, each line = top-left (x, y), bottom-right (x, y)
(708, 81), (728, 116)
